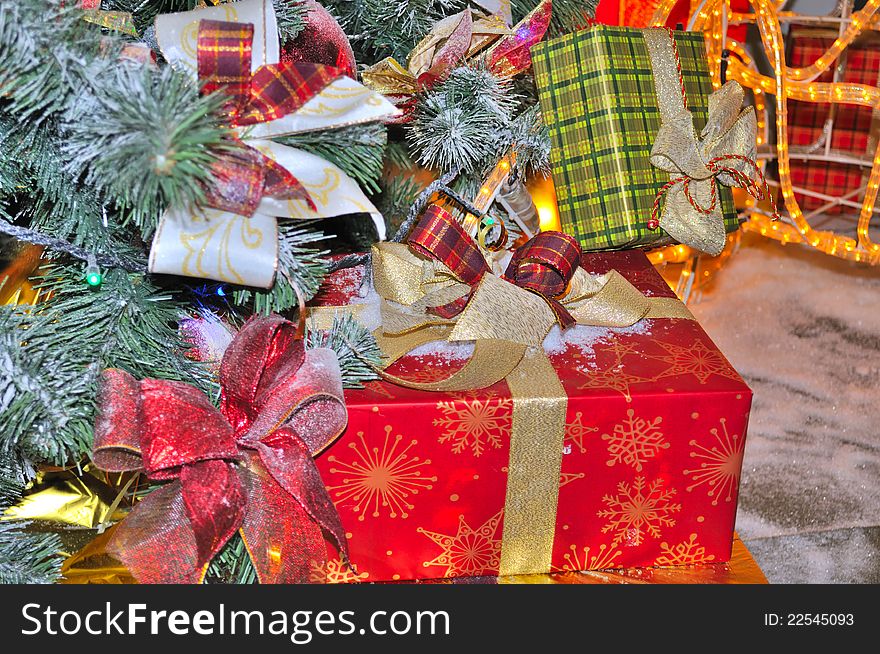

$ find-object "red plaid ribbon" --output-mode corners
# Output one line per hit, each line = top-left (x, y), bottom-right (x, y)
(504, 230), (581, 328)
(197, 20), (343, 216)
(408, 205), (581, 327)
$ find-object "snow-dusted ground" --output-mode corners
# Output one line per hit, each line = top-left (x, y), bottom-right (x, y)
(689, 235), (880, 583)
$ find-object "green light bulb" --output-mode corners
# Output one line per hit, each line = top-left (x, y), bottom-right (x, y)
(86, 271), (103, 287)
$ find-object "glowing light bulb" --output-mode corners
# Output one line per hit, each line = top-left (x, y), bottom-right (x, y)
(85, 255), (102, 287)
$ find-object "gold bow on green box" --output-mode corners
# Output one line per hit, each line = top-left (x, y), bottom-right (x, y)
(644, 30), (773, 256)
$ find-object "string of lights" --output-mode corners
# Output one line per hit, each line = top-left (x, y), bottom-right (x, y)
(649, 0), (880, 265)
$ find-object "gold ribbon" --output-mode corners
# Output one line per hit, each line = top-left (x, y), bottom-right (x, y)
(645, 29), (759, 256)
(1, 465), (131, 529)
(362, 11), (510, 98)
(313, 243), (695, 575)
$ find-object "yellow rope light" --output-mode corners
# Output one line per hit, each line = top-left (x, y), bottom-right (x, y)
(650, 0), (880, 264)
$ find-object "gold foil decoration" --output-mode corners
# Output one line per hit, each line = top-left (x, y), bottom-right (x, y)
(61, 525), (137, 584)
(82, 10), (138, 36)
(1, 244), (46, 306)
(1, 466), (132, 529)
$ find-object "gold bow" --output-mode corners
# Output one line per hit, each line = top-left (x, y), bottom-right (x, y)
(310, 239), (695, 576)
(644, 29), (762, 256)
(362, 10), (510, 101)
(370, 240), (691, 390)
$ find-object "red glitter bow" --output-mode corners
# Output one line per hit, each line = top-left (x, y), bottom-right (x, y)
(92, 315), (349, 584)
(408, 204), (581, 328)
(197, 19), (342, 216)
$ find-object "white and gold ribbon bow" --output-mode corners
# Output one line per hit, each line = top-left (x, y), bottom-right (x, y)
(149, 0), (399, 288)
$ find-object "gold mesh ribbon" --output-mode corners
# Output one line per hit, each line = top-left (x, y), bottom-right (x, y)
(645, 28), (759, 256)
(314, 243), (695, 575)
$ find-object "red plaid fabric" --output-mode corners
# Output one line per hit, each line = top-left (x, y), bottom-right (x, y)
(408, 205), (582, 326)
(786, 27), (880, 154)
(197, 20), (341, 126)
(197, 20), (254, 102)
(236, 62), (340, 125)
(206, 147), (266, 218)
(409, 205), (490, 286)
(787, 161), (866, 213)
(783, 27), (880, 214)
(195, 20), (343, 215)
(504, 231), (581, 328)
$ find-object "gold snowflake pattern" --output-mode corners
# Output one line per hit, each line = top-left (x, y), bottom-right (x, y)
(553, 543), (623, 572)
(326, 427), (437, 521)
(597, 476), (682, 547)
(577, 340), (657, 402)
(577, 368), (649, 403)
(308, 557), (369, 584)
(434, 391), (512, 457)
(648, 339), (741, 385)
(396, 364), (461, 384)
(417, 511), (503, 577)
(602, 408), (670, 471)
(654, 534), (716, 566)
(564, 411), (596, 454)
(683, 418), (744, 506)
(560, 471), (586, 488)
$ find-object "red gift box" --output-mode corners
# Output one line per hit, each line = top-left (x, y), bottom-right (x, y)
(308, 251), (752, 582)
(784, 27), (880, 214)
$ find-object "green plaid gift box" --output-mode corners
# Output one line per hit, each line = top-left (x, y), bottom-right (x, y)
(531, 26), (739, 251)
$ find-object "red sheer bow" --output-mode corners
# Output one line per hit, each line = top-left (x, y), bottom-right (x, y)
(92, 315), (349, 583)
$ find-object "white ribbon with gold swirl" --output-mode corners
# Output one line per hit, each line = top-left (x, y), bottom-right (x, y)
(149, 0), (399, 287)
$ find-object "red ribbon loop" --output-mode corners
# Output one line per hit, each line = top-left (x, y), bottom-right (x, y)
(503, 230), (581, 328)
(407, 204), (582, 327)
(92, 315), (349, 584)
(196, 19), (343, 216)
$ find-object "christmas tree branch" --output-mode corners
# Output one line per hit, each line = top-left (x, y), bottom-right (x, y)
(0, 267), (213, 464)
(232, 222), (330, 314)
(277, 123), (387, 194)
(0, 218), (146, 273)
(306, 313), (383, 388)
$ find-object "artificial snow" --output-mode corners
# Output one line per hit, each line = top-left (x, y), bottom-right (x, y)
(408, 340), (475, 361)
(346, 286), (382, 331)
(689, 237), (880, 582)
(541, 319), (654, 356)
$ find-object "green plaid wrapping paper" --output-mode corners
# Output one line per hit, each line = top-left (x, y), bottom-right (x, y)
(531, 26), (739, 251)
